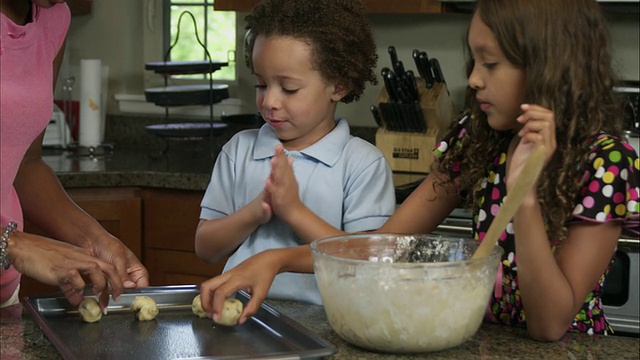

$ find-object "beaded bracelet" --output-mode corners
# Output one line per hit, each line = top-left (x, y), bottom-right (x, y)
(1, 221), (18, 270)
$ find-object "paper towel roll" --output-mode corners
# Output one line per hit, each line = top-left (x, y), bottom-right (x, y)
(79, 59), (103, 147)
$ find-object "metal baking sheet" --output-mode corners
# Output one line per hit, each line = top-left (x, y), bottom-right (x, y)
(22, 285), (336, 360)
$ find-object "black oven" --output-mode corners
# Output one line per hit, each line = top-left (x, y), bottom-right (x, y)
(602, 238), (640, 336)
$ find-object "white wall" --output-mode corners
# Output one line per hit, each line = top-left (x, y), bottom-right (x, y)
(60, 3), (640, 128)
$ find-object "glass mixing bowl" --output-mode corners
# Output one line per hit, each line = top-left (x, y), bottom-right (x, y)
(310, 233), (502, 353)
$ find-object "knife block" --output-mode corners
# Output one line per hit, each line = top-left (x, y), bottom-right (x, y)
(374, 80), (455, 174)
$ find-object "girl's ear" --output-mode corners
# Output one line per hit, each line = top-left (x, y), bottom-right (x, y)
(331, 83), (349, 102)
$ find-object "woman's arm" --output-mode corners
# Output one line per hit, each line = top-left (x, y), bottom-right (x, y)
(13, 39), (149, 291)
(4, 228), (124, 310)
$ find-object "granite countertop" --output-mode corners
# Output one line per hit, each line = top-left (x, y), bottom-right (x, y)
(42, 143), (216, 191)
(1, 300), (638, 359)
(43, 115), (381, 192)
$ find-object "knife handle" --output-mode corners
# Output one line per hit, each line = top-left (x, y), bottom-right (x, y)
(395, 60), (405, 77)
(388, 46), (399, 69)
(405, 70), (420, 103)
(381, 67), (397, 102)
(370, 105), (384, 128)
(430, 58), (450, 95)
(412, 49), (426, 79)
(430, 58), (445, 84)
(419, 51), (434, 89)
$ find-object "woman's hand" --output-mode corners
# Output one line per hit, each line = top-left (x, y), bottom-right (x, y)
(84, 232), (149, 290)
(265, 144), (302, 221)
(7, 231), (124, 309)
(199, 249), (282, 325)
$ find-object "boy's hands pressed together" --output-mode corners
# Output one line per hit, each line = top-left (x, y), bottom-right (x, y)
(249, 189), (273, 226)
(265, 144), (302, 221)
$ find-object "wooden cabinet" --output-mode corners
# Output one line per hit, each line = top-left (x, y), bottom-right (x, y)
(215, 0), (447, 13)
(19, 187), (225, 298)
(67, 0), (92, 16)
(20, 188), (142, 298)
(142, 189), (226, 287)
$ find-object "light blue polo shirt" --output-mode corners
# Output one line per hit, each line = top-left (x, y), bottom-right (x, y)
(200, 118), (395, 304)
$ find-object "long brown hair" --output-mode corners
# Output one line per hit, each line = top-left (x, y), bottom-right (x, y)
(436, 0), (624, 241)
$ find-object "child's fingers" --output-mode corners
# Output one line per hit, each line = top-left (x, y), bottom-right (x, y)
(517, 104), (557, 160)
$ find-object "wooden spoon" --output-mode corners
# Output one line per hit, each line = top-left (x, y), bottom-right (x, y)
(471, 146), (547, 259)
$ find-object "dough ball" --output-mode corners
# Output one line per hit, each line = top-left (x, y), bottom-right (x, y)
(131, 296), (159, 321)
(191, 294), (208, 318)
(215, 298), (243, 327)
(78, 297), (102, 323)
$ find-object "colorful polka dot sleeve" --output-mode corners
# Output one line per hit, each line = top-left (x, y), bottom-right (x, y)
(568, 133), (640, 236)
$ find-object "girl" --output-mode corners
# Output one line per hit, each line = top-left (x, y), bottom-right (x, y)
(424, 0), (639, 340)
(196, 0), (395, 325)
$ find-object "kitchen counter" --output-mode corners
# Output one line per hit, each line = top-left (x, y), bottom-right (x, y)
(42, 144), (215, 191)
(1, 299), (638, 359)
(42, 118), (380, 191)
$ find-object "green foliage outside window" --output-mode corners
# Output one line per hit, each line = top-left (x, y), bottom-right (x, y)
(167, 2), (236, 81)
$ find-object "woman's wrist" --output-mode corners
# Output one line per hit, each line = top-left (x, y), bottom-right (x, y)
(1, 221), (19, 270)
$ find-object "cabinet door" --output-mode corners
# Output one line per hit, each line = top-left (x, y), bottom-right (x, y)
(145, 248), (226, 286)
(142, 189), (202, 252)
(214, 0), (444, 13)
(142, 189), (227, 286)
(20, 188), (142, 298)
(67, 0), (92, 16)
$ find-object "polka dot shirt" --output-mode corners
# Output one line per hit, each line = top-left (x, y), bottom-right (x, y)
(434, 118), (640, 335)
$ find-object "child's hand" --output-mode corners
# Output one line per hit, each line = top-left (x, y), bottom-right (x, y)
(265, 144), (302, 221)
(199, 250), (281, 325)
(512, 104), (557, 190)
(249, 189), (273, 225)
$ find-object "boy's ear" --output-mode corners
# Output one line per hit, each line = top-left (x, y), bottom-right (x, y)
(331, 83), (349, 102)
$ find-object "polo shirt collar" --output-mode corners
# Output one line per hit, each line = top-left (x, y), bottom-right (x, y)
(253, 118), (351, 167)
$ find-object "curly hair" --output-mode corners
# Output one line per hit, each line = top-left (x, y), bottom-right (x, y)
(435, 0), (624, 242)
(243, 0), (378, 103)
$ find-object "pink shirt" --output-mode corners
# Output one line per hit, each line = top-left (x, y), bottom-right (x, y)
(0, 3), (70, 303)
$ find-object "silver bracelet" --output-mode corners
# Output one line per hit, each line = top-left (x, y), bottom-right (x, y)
(1, 221), (18, 270)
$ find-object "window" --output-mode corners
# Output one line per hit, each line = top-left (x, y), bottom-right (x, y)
(164, 0), (236, 81)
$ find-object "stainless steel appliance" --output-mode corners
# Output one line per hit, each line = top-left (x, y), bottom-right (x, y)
(615, 81), (639, 155)
(43, 103), (70, 148)
(607, 81), (640, 336)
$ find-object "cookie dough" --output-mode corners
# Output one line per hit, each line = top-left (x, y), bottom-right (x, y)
(131, 296), (159, 321)
(191, 294), (208, 318)
(78, 297), (102, 323)
(214, 298), (243, 327)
